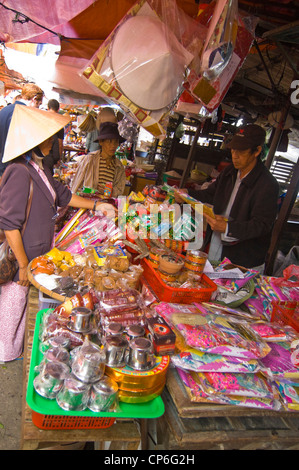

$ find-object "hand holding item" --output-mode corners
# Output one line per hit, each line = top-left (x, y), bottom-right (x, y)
(174, 188), (188, 203)
(205, 213), (227, 233)
(96, 202), (116, 219)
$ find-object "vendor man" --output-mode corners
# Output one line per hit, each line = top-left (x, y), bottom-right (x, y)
(185, 124), (279, 271)
(71, 122), (126, 197)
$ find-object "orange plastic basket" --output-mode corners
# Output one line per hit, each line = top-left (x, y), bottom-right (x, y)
(32, 411), (115, 430)
(141, 258), (217, 304)
(271, 301), (299, 333)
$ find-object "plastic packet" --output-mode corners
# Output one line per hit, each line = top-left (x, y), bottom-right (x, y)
(186, 0), (257, 112)
(250, 321), (298, 342)
(260, 342), (299, 380)
(198, 371), (274, 399)
(171, 350), (259, 374)
(98, 288), (146, 327)
(176, 315), (270, 359)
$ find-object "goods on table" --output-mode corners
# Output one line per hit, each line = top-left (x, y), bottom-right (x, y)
(29, 245), (144, 299)
(153, 299), (299, 411)
(28, 183), (299, 416)
(35, 302), (171, 410)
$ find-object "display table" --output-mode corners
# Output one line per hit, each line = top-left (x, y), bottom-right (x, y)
(20, 287), (143, 450)
(147, 368), (299, 450)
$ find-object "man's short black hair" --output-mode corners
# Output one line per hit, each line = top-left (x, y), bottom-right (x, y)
(48, 99), (60, 112)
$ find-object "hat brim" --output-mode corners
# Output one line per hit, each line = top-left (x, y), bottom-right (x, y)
(94, 133), (126, 143)
(226, 136), (253, 150)
(3, 104), (71, 163)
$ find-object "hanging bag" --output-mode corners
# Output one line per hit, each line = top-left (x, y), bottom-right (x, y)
(0, 168), (33, 285)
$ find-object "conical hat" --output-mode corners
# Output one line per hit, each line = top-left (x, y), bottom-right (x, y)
(3, 104), (71, 163)
(111, 15), (194, 111)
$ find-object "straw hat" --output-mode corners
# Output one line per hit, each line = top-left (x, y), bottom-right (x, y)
(3, 104), (71, 163)
(111, 15), (193, 111)
(78, 113), (97, 133)
(96, 107), (117, 130)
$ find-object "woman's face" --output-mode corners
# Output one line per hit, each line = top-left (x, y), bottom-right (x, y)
(100, 138), (119, 158)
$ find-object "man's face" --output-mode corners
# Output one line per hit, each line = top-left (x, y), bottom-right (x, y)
(231, 147), (261, 174)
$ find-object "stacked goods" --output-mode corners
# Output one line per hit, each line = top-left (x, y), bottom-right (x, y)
(29, 245), (143, 299)
(153, 301), (299, 411)
(34, 292), (171, 409)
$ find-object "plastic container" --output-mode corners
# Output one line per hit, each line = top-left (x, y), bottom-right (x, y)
(31, 411), (115, 430)
(26, 310), (165, 427)
(271, 301), (299, 333)
(141, 258), (217, 304)
(38, 290), (61, 310)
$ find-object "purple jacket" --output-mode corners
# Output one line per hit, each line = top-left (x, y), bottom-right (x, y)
(0, 159), (72, 281)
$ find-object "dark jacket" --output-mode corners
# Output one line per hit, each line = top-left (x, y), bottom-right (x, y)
(189, 159), (279, 268)
(0, 159), (72, 281)
(0, 101), (26, 176)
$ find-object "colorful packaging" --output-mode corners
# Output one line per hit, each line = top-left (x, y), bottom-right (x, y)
(93, 245), (127, 266)
(103, 182), (113, 197)
(145, 315), (176, 356)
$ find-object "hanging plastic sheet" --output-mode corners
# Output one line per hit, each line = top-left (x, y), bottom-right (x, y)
(185, 0), (258, 112)
(81, 0), (205, 138)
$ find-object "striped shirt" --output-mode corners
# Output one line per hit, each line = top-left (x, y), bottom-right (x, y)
(98, 156), (116, 186)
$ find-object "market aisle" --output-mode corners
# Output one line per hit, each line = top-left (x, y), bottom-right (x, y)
(0, 359), (23, 450)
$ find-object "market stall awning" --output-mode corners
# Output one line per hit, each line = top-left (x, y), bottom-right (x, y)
(0, 0), (199, 45)
(0, 0), (96, 43)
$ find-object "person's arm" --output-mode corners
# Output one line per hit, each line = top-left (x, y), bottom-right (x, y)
(68, 194), (116, 219)
(4, 229), (30, 286)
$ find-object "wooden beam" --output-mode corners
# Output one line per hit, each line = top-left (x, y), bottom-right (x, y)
(265, 159), (299, 275)
(179, 123), (201, 188)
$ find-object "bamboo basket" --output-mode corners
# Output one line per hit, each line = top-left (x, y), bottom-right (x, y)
(27, 259), (70, 303)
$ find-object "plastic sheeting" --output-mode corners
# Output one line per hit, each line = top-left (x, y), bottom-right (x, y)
(0, 0), (95, 43)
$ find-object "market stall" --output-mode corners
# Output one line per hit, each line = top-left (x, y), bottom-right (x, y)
(20, 179), (299, 450)
(1, 0), (297, 452)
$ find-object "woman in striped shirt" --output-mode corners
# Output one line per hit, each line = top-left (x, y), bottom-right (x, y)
(71, 122), (126, 197)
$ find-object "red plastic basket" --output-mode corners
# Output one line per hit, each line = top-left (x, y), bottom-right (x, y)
(271, 301), (299, 333)
(141, 258), (217, 304)
(32, 411), (115, 430)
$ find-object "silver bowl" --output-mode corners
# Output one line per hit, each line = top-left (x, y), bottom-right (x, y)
(68, 307), (93, 333)
(105, 335), (128, 368)
(71, 342), (105, 383)
(126, 337), (155, 371)
(33, 362), (70, 400)
(88, 376), (118, 412)
(56, 374), (91, 411)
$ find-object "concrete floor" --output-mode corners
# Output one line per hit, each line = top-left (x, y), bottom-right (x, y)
(0, 359), (23, 450)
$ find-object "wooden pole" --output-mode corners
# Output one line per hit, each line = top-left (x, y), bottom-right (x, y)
(179, 123), (201, 188)
(265, 100), (292, 170)
(265, 159), (299, 275)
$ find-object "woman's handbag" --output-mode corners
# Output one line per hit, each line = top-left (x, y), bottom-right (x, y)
(0, 175), (33, 285)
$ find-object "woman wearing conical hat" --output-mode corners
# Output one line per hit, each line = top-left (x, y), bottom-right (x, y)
(0, 104), (115, 362)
